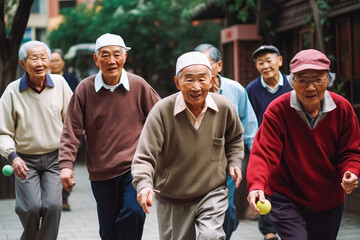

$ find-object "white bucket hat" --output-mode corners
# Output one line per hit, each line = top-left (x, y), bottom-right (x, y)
(95, 33), (131, 52)
(176, 51), (212, 76)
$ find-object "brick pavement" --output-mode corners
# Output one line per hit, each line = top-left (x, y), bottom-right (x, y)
(1, 164), (359, 240)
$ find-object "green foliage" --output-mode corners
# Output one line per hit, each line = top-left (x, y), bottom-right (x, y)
(331, 79), (346, 97)
(218, 0), (256, 23)
(48, 0), (221, 95)
(305, 0), (332, 43)
(4, 0), (19, 27)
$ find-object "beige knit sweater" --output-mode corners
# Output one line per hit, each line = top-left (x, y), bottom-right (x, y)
(0, 74), (72, 158)
(132, 92), (244, 203)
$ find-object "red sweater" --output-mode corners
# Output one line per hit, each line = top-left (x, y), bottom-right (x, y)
(59, 72), (160, 181)
(247, 91), (360, 211)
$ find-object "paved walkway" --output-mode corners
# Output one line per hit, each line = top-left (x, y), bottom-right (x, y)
(1, 164), (360, 240)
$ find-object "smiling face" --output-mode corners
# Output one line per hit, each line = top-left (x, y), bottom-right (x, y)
(19, 45), (49, 82)
(255, 52), (282, 82)
(49, 52), (65, 74)
(174, 64), (213, 115)
(293, 70), (328, 116)
(93, 45), (127, 85)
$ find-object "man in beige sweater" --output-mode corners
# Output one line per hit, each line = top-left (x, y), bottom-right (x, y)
(132, 51), (244, 240)
(0, 40), (72, 239)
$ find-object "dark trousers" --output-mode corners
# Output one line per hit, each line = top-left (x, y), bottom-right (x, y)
(91, 171), (146, 240)
(259, 213), (277, 236)
(269, 192), (343, 240)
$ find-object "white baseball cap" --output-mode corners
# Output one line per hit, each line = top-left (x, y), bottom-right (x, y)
(176, 52), (212, 76)
(95, 33), (131, 52)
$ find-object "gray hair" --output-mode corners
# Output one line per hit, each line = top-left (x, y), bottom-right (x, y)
(18, 41), (51, 62)
(194, 44), (222, 62)
(287, 72), (336, 88)
(51, 48), (65, 60)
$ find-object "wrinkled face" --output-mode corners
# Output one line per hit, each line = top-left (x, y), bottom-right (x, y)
(174, 64), (213, 111)
(93, 45), (127, 83)
(293, 70), (328, 111)
(255, 52), (282, 81)
(20, 45), (49, 81)
(49, 52), (65, 74)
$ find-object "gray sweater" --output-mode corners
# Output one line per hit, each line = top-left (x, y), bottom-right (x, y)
(132, 92), (244, 203)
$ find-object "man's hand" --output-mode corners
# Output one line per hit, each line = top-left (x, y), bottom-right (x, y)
(137, 187), (154, 214)
(229, 166), (242, 188)
(247, 189), (265, 214)
(60, 168), (76, 192)
(12, 157), (29, 180)
(341, 171), (358, 194)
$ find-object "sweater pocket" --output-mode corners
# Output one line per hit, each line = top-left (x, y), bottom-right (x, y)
(211, 137), (225, 161)
(155, 168), (169, 189)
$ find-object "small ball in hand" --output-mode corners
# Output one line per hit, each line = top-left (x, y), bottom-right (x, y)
(256, 199), (271, 215)
(2, 165), (13, 176)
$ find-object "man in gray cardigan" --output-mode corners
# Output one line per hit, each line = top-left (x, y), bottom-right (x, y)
(132, 51), (244, 240)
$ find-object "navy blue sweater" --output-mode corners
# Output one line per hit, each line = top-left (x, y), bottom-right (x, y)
(246, 72), (292, 126)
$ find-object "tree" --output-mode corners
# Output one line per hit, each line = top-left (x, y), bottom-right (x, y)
(0, 0), (35, 94)
(48, 0), (222, 96)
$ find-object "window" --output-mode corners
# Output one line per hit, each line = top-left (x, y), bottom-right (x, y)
(59, 0), (76, 11)
(31, 0), (45, 13)
(35, 28), (47, 42)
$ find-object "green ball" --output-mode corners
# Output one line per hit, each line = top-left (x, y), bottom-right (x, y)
(2, 164), (13, 176)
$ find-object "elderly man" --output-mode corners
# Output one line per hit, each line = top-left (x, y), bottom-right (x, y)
(0, 41), (72, 239)
(246, 45), (292, 126)
(50, 49), (79, 92)
(132, 51), (244, 240)
(246, 45), (292, 240)
(194, 43), (258, 240)
(59, 33), (160, 240)
(247, 49), (360, 240)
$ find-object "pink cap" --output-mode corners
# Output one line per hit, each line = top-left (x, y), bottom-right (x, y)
(290, 49), (330, 74)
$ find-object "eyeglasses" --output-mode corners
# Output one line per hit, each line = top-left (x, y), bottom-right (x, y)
(293, 77), (327, 86)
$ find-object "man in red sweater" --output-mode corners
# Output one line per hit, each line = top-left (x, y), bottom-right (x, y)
(247, 49), (360, 240)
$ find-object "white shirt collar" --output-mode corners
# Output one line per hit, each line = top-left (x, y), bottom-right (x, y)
(94, 68), (130, 92)
(260, 72), (283, 94)
(290, 90), (336, 113)
(290, 90), (336, 128)
(174, 92), (218, 116)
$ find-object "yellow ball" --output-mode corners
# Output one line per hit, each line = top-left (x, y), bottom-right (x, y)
(256, 199), (271, 215)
